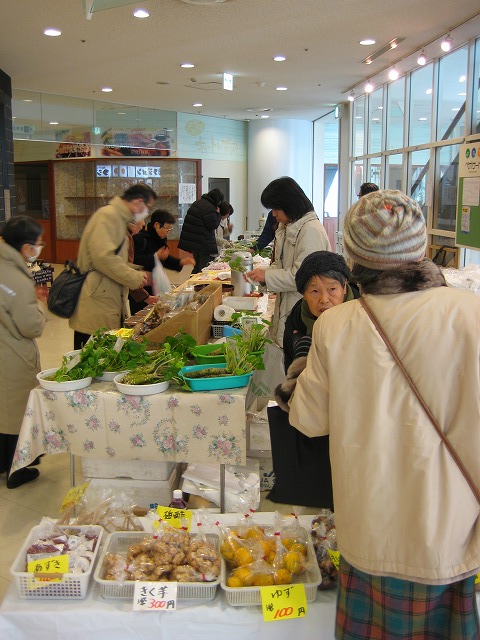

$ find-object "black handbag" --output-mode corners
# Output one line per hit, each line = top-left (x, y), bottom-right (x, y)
(47, 260), (92, 319)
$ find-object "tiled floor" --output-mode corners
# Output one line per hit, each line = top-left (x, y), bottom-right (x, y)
(0, 264), (310, 604)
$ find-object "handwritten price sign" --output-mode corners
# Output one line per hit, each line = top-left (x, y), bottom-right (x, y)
(260, 583), (307, 622)
(327, 549), (340, 570)
(133, 581), (177, 611)
(27, 554), (69, 590)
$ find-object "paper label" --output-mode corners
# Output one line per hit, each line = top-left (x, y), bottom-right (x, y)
(156, 506), (192, 530)
(60, 482), (90, 510)
(327, 549), (340, 570)
(261, 583), (307, 622)
(133, 581), (177, 611)
(27, 554), (69, 589)
(65, 353), (81, 371)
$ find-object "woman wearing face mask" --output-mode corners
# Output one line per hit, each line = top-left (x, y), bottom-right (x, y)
(131, 209), (195, 314)
(0, 216), (47, 488)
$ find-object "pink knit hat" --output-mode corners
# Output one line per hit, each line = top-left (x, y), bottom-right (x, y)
(343, 190), (427, 270)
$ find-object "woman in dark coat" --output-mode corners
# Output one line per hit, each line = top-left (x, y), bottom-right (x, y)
(269, 251), (359, 508)
(130, 209), (194, 313)
(178, 188), (224, 273)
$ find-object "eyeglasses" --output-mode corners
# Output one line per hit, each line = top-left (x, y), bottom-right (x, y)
(163, 225), (173, 233)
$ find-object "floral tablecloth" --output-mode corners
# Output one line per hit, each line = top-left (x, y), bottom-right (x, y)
(11, 381), (247, 473)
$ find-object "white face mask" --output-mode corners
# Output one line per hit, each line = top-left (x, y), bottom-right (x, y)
(133, 205), (149, 223)
(29, 244), (43, 261)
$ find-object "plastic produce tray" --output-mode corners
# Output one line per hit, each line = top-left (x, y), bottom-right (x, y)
(191, 343), (227, 364)
(220, 525), (321, 606)
(179, 363), (253, 391)
(94, 531), (223, 600)
(10, 524), (103, 600)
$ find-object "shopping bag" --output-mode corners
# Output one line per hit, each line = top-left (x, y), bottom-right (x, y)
(151, 253), (171, 295)
(245, 342), (285, 411)
(47, 260), (91, 318)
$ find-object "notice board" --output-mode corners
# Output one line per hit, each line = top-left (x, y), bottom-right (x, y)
(456, 142), (480, 249)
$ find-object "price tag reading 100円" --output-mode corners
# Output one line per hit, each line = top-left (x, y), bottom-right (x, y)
(261, 583), (307, 622)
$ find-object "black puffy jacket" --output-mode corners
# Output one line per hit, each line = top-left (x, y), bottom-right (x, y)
(178, 194), (221, 256)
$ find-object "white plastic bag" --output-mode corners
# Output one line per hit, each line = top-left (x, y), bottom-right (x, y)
(151, 253), (171, 295)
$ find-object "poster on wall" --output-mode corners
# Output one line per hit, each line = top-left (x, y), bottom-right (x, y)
(456, 143), (480, 250)
(55, 131), (92, 158)
(100, 128), (172, 157)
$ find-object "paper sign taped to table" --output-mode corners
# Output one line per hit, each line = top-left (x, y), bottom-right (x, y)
(261, 583), (307, 622)
(133, 581), (177, 611)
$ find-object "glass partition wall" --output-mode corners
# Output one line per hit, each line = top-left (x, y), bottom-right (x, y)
(349, 37), (480, 265)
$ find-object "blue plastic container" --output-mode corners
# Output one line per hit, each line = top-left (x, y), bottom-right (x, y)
(223, 325), (242, 337)
(179, 363), (253, 391)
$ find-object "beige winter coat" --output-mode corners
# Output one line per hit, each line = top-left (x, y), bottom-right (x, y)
(289, 283), (480, 584)
(0, 240), (46, 435)
(264, 212), (330, 346)
(69, 197), (145, 334)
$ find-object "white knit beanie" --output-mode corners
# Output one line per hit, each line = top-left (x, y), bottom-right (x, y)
(343, 190), (427, 270)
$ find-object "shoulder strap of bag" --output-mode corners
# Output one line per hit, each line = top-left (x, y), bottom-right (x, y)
(360, 295), (480, 505)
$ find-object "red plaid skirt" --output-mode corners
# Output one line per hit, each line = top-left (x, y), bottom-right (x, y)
(336, 557), (480, 639)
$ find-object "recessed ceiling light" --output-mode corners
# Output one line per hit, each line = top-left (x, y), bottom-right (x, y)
(246, 107), (273, 113)
(180, 0), (231, 4)
(181, 63), (195, 68)
(192, 103), (202, 107)
(360, 39), (376, 46)
(260, 115), (270, 118)
(273, 55), (286, 62)
(117, 112), (126, 115)
(419, 117), (427, 121)
(23, 99), (33, 103)
(44, 28), (61, 37)
(133, 9), (149, 18)
(276, 86), (288, 91)
(49, 121), (59, 125)
(102, 87), (113, 92)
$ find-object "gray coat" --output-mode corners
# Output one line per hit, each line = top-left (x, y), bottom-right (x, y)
(0, 240), (46, 435)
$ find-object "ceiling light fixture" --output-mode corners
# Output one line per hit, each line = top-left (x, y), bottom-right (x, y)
(192, 103), (202, 107)
(441, 35), (453, 52)
(44, 28), (61, 37)
(388, 67), (399, 81)
(276, 86), (288, 91)
(260, 115), (270, 118)
(362, 37), (404, 65)
(417, 50), (427, 66)
(181, 63), (195, 68)
(101, 87), (113, 92)
(348, 91), (355, 102)
(180, 0), (231, 4)
(365, 80), (374, 93)
(273, 55), (286, 62)
(49, 121), (59, 125)
(133, 9), (149, 18)
(360, 39), (376, 46)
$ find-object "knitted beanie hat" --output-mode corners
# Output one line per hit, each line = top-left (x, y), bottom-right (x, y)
(343, 190), (427, 270)
(295, 251), (353, 293)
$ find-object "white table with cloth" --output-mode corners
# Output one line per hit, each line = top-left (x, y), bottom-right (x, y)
(0, 513), (338, 640)
(11, 380), (247, 474)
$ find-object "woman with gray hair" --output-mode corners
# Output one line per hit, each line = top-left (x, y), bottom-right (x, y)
(288, 190), (480, 639)
(269, 251), (359, 508)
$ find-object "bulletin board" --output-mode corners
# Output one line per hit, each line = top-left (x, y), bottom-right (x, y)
(455, 142), (480, 249)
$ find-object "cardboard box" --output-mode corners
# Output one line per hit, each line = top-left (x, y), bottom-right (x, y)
(80, 458), (177, 480)
(144, 283), (222, 346)
(86, 463), (181, 510)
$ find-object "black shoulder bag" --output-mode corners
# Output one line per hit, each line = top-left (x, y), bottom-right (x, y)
(47, 240), (125, 319)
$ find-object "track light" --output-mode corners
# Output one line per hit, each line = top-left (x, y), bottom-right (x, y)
(348, 91), (355, 102)
(441, 35), (453, 52)
(388, 67), (399, 81)
(365, 80), (373, 93)
(417, 50), (427, 66)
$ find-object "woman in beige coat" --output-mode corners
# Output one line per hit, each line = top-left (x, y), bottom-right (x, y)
(249, 177), (331, 346)
(0, 217), (47, 488)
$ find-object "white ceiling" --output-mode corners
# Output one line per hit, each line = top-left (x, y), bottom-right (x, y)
(1, 0), (480, 122)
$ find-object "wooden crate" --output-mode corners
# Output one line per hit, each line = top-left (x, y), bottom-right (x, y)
(143, 283), (222, 346)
